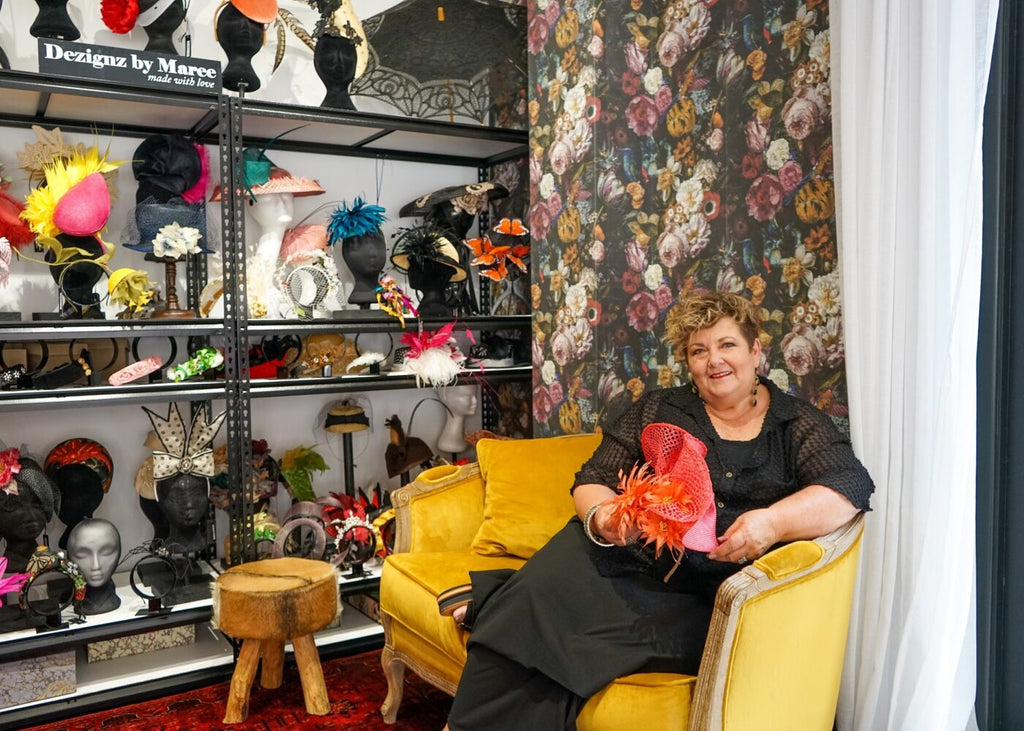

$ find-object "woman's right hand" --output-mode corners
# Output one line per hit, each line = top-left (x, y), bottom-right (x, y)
(591, 502), (641, 547)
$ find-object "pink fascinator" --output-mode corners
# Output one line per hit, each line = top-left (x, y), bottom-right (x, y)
(0, 557), (30, 607)
(610, 423), (718, 561)
(398, 322), (473, 388)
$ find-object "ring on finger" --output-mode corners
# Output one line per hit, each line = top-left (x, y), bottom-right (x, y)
(737, 556), (748, 564)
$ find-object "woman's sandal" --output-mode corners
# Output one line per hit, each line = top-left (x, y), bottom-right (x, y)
(437, 583), (477, 630)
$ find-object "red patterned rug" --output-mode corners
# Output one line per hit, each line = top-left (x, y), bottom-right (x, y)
(25, 651), (451, 731)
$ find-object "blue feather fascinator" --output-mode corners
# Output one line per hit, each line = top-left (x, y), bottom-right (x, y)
(328, 197), (387, 245)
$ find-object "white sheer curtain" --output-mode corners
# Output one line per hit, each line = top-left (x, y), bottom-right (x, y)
(832, 2), (998, 730)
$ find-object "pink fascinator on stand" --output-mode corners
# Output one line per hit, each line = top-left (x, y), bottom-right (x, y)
(398, 322), (473, 388)
(610, 423), (718, 575)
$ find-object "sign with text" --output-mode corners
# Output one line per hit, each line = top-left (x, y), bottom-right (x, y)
(38, 39), (222, 94)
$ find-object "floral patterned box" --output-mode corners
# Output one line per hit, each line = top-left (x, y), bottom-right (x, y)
(0, 650), (76, 709)
(86, 624), (195, 663)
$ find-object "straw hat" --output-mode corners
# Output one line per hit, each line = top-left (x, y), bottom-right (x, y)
(210, 167), (325, 202)
(324, 402), (370, 434)
(390, 229), (467, 283)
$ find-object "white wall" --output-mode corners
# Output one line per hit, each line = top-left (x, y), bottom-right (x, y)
(0, 102), (485, 560)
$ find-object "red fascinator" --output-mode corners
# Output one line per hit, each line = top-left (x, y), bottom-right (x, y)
(0, 190), (34, 249)
(609, 423), (718, 559)
(44, 438), (114, 494)
(101, 0), (141, 34)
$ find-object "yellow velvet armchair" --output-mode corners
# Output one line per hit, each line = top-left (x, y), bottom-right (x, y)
(379, 434), (865, 730)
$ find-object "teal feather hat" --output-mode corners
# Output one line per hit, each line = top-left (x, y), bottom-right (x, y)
(328, 197), (387, 245)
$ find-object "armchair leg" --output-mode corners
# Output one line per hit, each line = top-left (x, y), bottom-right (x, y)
(380, 644), (406, 724)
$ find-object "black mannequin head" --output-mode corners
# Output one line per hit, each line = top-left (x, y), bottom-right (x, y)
(217, 3), (264, 93)
(341, 231), (386, 304)
(45, 234), (105, 319)
(408, 257), (456, 317)
(0, 458), (57, 573)
(30, 0), (80, 41)
(155, 473), (210, 554)
(54, 464), (105, 549)
(139, 495), (171, 541)
(140, 0), (187, 54)
(314, 34), (358, 110)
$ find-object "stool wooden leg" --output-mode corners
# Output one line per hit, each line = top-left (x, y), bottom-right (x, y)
(261, 640), (285, 689)
(292, 633), (331, 715)
(224, 638), (261, 724)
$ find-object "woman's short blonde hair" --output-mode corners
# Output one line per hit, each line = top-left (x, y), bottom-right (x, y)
(664, 291), (761, 360)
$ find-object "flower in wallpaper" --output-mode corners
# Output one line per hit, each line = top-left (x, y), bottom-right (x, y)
(529, 0), (848, 436)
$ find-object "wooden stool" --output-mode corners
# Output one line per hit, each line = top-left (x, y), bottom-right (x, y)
(214, 557), (339, 724)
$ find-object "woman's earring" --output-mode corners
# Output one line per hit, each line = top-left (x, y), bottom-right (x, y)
(751, 376), (759, 407)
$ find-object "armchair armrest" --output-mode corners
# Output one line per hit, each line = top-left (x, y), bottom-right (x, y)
(689, 513), (865, 731)
(390, 463), (486, 554)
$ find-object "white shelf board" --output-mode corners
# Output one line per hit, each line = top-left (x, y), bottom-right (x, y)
(0, 623), (232, 715)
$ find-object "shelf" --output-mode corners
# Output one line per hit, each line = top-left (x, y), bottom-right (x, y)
(246, 313), (531, 335)
(0, 68), (220, 140)
(0, 318), (225, 341)
(238, 98), (528, 167)
(0, 623), (234, 724)
(0, 378), (226, 411)
(0, 564), (217, 660)
(248, 365), (532, 399)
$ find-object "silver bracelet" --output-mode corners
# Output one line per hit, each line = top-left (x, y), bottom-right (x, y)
(583, 503), (614, 548)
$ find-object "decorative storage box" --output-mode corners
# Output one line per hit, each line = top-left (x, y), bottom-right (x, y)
(0, 650), (76, 709)
(86, 624), (196, 663)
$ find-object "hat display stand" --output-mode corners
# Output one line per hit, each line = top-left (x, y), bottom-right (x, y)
(323, 402), (370, 497)
(315, 33), (358, 110)
(139, 0), (187, 54)
(32, 235), (107, 321)
(216, 2), (266, 94)
(152, 255), (195, 319)
(30, 0), (80, 41)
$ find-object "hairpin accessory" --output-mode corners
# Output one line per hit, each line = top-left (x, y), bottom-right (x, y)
(166, 346), (223, 382)
(0, 365), (26, 390)
(108, 355), (164, 386)
(19, 546), (87, 615)
(143, 403), (227, 483)
(1, 447), (21, 495)
(375, 275), (418, 327)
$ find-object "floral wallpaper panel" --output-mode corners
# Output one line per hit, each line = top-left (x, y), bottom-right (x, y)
(529, 0), (847, 436)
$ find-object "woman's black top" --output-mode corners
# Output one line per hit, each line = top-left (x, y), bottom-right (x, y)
(573, 377), (875, 595)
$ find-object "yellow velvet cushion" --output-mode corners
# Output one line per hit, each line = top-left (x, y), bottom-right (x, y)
(470, 433), (603, 559)
(578, 673), (695, 731)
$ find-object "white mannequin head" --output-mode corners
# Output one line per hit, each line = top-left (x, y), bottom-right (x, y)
(441, 384), (478, 417)
(249, 192), (295, 237)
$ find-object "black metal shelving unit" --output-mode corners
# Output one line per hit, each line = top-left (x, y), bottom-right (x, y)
(0, 67), (529, 724)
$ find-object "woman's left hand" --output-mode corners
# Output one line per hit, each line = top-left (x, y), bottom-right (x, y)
(708, 508), (779, 564)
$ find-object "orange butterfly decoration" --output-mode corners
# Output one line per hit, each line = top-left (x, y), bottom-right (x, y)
(493, 218), (530, 236)
(463, 218), (530, 282)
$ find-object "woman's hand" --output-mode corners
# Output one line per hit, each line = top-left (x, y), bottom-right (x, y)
(708, 508), (779, 564)
(591, 502), (641, 547)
